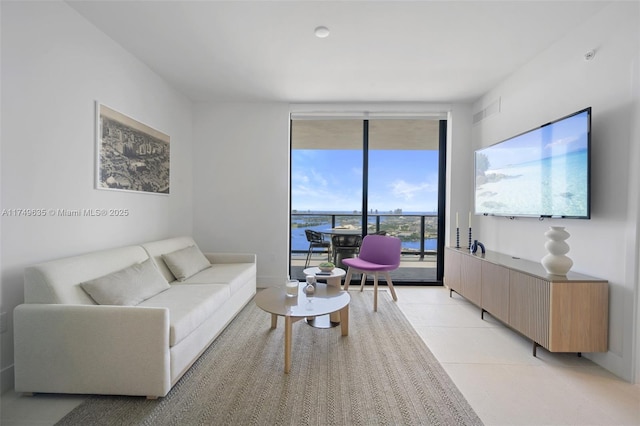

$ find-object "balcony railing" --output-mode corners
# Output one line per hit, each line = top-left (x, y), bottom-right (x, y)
(291, 212), (438, 260)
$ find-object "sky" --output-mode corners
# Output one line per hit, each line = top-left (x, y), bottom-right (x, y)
(291, 149), (440, 213)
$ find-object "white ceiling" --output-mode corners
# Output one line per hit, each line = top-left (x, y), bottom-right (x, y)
(67, 1), (611, 104)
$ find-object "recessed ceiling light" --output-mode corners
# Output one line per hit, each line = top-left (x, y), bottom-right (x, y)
(314, 26), (330, 38)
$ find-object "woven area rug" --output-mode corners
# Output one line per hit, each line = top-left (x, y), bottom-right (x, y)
(57, 290), (483, 426)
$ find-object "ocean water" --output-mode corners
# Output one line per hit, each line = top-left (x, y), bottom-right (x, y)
(290, 223), (437, 252)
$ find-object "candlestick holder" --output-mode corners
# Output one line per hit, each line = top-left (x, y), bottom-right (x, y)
(468, 227), (473, 250)
(455, 227), (460, 248)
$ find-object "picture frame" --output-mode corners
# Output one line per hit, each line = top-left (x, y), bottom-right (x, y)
(95, 102), (170, 195)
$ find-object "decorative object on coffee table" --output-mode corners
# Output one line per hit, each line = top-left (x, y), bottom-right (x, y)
(318, 261), (335, 272)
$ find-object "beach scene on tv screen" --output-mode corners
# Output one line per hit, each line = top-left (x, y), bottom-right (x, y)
(475, 111), (589, 217)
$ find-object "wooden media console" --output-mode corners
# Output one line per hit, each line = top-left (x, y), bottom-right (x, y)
(444, 247), (608, 356)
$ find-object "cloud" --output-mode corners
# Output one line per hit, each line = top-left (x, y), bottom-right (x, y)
(292, 168), (328, 190)
(390, 179), (435, 200)
(310, 169), (328, 187)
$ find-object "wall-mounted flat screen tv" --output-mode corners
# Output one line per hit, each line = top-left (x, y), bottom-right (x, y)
(474, 107), (591, 219)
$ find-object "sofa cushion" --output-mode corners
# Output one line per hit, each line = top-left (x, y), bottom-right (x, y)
(80, 259), (170, 306)
(162, 245), (211, 281)
(138, 284), (230, 346)
(179, 263), (256, 295)
(141, 237), (201, 282)
(161, 245), (211, 282)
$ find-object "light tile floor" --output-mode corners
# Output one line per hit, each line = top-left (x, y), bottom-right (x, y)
(2, 286), (639, 425)
(394, 286), (640, 426)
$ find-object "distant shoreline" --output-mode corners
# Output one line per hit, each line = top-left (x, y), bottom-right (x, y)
(291, 211), (437, 215)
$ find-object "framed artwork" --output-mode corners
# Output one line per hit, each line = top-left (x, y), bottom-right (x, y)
(95, 102), (170, 194)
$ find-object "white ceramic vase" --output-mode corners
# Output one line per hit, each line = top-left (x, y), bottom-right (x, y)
(541, 226), (573, 275)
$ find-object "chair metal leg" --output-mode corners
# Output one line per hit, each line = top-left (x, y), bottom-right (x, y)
(305, 246), (312, 268)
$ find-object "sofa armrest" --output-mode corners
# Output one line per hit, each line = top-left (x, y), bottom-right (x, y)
(204, 253), (256, 264)
(14, 304), (171, 398)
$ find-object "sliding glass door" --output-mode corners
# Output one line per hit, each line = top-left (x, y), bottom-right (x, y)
(290, 117), (445, 284)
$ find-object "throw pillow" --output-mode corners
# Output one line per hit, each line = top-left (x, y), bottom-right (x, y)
(81, 258), (170, 305)
(161, 244), (211, 281)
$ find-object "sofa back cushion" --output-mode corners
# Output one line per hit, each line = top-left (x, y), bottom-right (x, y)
(24, 245), (149, 304)
(80, 258), (170, 305)
(141, 236), (204, 283)
(161, 245), (211, 281)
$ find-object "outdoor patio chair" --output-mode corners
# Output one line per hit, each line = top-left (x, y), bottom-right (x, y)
(343, 234), (402, 312)
(331, 234), (362, 269)
(304, 230), (331, 268)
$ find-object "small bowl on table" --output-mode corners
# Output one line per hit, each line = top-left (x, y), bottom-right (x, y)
(318, 263), (335, 273)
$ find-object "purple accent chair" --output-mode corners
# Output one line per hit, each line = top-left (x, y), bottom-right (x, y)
(342, 235), (401, 311)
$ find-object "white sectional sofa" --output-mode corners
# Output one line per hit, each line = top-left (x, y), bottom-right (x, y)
(13, 236), (256, 398)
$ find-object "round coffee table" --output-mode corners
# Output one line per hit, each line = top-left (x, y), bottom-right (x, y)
(302, 267), (346, 328)
(255, 284), (350, 373)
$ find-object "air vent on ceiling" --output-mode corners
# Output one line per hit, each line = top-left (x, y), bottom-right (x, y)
(473, 97), (501, 124)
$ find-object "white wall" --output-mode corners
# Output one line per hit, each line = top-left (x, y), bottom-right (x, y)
(0, 2), (194, 392)
(632, 33), (640, 386)
(192, 102), (291, 287)
(471, 2), (640, 382)
(446, 104), (474, 247)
